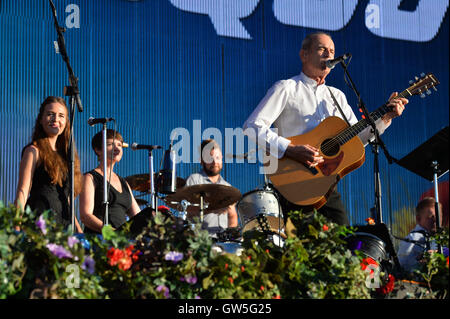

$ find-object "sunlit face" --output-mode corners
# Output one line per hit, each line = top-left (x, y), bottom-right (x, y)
(95, 138), (123, 164)
(40, 102), (67, 138)
(300, 34), (335, 78)
(201, 148), (223, 177)
(417, 205), (438, 233)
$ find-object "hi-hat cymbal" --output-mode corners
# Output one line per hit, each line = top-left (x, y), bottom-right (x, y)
(125, 173), (186, 193)
(164, 184), (241, 213)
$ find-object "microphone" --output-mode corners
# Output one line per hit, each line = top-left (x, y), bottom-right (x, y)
(326, 53), (352, 69)
(159, 144), (177, 194)
(87, 117), (114, 126)
(131, 142), (162, 151)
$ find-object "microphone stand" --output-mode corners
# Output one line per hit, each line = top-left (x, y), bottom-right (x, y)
(101, 123), (109, 226)
(339, 60), (396, 224)
(148, 149), (157, 212)
(49, 0), (83, 234)
(431, 161), (443, 254)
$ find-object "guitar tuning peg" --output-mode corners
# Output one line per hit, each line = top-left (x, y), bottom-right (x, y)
(420, 72), (425, 77)
(415, 76), (419, 80)
(409, 80), (414, 84)
(420, 93), (426, 98)
(426, 89), (431, 95)
(433, 86), (438, 91)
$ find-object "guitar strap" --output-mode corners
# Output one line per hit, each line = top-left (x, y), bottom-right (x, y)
(327, 86), (351, 127)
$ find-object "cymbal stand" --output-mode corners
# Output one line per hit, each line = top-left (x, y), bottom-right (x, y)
(263, 173), (284, 246)
(200, 193), (205, 223)
(179, 200), (189, 220)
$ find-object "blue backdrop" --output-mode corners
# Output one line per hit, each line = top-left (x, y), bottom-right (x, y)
(1, 0), (448, 238)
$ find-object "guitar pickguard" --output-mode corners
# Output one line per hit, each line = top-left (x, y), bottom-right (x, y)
(318, 152), (344, 176)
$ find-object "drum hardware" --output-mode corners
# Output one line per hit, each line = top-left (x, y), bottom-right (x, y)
(346, 223), (400, 276)
(125, 173), (186, 194)
(237, 187), (286, 245)
(164, 184), (241, 222)
(216, 227), (242, 242)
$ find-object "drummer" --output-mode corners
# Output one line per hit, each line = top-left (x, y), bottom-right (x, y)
(185, 139), (239, 236)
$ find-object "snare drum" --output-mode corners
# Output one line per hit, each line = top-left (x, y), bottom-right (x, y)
(237, 189), (286, 239)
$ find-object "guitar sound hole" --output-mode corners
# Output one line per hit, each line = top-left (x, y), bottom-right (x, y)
(320, 139), (340, 157)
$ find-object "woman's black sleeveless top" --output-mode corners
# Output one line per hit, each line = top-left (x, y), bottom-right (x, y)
(26, 163), (71, 227)
(84, 170), (132, 233)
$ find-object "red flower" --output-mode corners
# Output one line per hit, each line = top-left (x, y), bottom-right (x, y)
(376, 274), (395, 295)
(158, 205), (170, 213)
(228, 277), (234, 284)
(107, 247), (133, 271)
(447, 257), (449, 267)
(107, 247), (124, 265)
(125, 245), (141, 262)
(322, 224), (329, 231)
(260, 286), (265, 291)
(365, 218), (375, 225)
(360, 257), (378, 274)
(225, 263), (229, 270)
(125, 245), (134, 256)
(272, 295), (281, 299)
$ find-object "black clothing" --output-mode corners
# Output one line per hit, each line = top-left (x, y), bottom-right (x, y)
(26, 163), (71, 227)
(84, 170), (132, 233)
(277, 188), (350, 226)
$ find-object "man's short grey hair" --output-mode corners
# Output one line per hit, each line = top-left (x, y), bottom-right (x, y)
(301, 31), (332, 51)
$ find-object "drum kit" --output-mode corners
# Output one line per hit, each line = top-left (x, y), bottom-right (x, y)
(124, 170), (287, 254)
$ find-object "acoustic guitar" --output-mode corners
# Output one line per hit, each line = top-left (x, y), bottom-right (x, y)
(265, 73), (440, 209)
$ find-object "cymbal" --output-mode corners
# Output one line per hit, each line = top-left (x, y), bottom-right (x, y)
(125, 173), (186, 193)
(164, 184), (241, 213)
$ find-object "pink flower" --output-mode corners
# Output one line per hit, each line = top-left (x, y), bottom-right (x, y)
(46, 243), (73, 259)
(36, 215), (47, 235)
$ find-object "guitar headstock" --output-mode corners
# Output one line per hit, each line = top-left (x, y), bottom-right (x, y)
(407, 73), (440, 98)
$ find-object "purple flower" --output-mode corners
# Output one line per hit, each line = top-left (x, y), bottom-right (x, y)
(156, 285), (170, 298)
(443, 247), (449, 258)
(164, 251), (183, 263)
(82, 256), (95, 274)
(67, 236), (80, 248)
(185, 275), (197, 285)
(46, 243), (73, 259)
(36, 215), (47, 235)
(195, 295), (201, 299)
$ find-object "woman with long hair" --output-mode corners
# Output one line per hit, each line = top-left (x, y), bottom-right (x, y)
(14, 96), (83, 232)
(79, 129), (140, 233)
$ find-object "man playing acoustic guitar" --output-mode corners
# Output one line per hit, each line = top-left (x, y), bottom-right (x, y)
(243, 32), (408, 225)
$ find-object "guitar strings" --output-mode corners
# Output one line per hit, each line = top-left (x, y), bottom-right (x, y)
(320, 91), (409, 154)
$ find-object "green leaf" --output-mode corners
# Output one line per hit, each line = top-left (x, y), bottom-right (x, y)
(308, 225), (319, 239)
(101, 225), (116, 241)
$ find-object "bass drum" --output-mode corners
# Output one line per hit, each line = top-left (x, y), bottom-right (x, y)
(237, 189), (286, 242)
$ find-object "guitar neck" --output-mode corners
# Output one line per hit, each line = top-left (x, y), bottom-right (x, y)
(335, 89), (412, 145)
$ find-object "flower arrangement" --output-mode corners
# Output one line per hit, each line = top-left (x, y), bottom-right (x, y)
(0, 201), (447, 299)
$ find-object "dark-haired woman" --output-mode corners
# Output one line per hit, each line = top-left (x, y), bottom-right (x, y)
(79, 129), (140, 233)
(14, 96), (83, 232)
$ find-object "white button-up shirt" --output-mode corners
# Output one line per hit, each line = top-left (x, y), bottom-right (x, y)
(243, 72), (391, 158)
